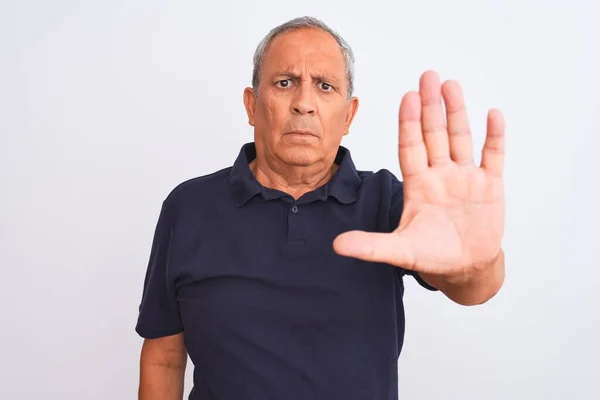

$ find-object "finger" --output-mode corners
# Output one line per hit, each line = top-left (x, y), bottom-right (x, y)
(420, 71), (450, 166)
(480, 109), (505, 176)
(398, 91), (428, 177)
(442, 80), (473, 165)
(333, 231), (414, 268)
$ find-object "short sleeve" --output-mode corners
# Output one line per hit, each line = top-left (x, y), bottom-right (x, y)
(389, 173), (439, 292)
(135, 199), (184, 338)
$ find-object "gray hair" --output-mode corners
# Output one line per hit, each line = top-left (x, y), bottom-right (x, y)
(251, 16), (355, 99)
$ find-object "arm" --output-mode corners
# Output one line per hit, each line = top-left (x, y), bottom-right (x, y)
(139, 332), (188, 400)
(333, 72), (507, 308)
(419, 249), (505, 306)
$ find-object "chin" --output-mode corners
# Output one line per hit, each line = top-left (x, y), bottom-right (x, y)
(278, 146), (319, 167)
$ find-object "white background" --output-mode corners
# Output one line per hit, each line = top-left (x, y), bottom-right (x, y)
(1, 0), (599, 399)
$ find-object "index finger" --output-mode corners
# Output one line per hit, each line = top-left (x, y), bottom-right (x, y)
(398, 91), (428, 178)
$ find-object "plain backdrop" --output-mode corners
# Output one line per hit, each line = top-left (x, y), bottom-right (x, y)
(1, 0), (599, 399)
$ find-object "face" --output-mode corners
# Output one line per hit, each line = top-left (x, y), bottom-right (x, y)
(243, 28), (359, 169)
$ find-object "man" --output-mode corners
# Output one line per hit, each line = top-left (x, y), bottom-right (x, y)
(136, 16), (505, 400)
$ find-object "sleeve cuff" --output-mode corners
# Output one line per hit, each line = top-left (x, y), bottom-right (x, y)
(410, 270), (439, 291)
(135, 324), (184, 339)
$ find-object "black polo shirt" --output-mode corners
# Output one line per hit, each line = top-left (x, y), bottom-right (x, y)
(135, 142), (436, 400)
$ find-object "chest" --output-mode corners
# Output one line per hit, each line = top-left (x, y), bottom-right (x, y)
(168, 198), (398, 323)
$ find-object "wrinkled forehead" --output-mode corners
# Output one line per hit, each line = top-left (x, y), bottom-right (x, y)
(261, 29), (347, 81)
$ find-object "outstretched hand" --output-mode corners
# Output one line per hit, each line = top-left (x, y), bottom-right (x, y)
(333, 71), (505, 278)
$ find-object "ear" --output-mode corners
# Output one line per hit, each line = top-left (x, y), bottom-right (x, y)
(343, 96), (359, 135)
(243, 87), (256, 126)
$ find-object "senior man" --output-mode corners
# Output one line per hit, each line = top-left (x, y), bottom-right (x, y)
(136, 16), (505, 400)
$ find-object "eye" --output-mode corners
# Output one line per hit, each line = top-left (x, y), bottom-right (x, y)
(319, 82), (333, 92)
(275, 79), (292, 88)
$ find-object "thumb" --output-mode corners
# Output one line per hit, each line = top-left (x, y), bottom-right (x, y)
(332, 230), (414, 267)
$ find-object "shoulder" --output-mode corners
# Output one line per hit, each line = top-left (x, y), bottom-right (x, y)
(357, 168), (402, 182)
(357, 168), (404, 194)
(161, 166), (233, 215)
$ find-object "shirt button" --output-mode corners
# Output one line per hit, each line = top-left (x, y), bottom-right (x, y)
(291, 205), (299, 214)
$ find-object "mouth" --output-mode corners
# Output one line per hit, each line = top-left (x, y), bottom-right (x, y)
(285, 130), (318, 137)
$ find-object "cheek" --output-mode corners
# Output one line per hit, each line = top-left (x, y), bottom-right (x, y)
(322, 106), (350, 132)
(260, 98), (284, 126)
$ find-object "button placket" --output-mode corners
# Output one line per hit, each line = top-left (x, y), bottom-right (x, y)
(286, 203), (306, 251)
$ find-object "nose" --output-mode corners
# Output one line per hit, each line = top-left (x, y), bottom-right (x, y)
(292, 102), (315, 115)
(291, 85), (316, 115)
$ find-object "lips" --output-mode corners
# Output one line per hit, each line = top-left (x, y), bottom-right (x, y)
(285, 130), (318, 137)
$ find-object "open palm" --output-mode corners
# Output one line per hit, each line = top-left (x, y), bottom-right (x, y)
(334, 71), (505, 276)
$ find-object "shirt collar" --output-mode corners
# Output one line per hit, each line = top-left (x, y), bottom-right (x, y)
(228, 142), (362, 207)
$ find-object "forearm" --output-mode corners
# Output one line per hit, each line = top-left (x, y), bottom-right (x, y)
(139, 337), (187, 400)
(139, 362), (186, 400)
(420, 249), (505, 306)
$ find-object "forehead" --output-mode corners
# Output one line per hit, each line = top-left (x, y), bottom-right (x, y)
(262, 28), (346, 78)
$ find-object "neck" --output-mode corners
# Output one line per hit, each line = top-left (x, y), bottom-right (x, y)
(249, 156), (339, 200)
